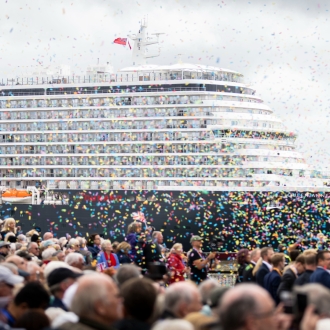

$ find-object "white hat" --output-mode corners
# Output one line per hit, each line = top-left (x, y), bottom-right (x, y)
(0, 265), (24, 286)
(316, 319), (330, 330)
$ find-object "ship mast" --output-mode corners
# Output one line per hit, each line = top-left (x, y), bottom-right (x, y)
(128, 17), (163, 66)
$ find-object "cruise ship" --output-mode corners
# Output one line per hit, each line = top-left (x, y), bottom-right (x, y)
(0, 19), (329, 251)
(0, 19), (329, 206)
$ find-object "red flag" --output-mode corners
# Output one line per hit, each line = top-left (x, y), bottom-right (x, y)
(113, 38), (127, 46)
(128, 41), (132, 50)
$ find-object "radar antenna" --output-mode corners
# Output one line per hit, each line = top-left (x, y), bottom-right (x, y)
(127, 19), (164, 66)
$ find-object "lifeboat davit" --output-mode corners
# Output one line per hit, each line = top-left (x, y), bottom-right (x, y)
(2, 189), (32, 204)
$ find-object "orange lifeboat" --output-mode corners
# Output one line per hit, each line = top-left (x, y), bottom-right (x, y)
(2, 189), (32, 204)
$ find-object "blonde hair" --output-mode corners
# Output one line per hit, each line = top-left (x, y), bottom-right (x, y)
(171, 243), (183, 253)
(4, 232), (15, 242)
(252, 257), (263, 276)
(2, 218), (17, 234)
(117, 241), (131, 253)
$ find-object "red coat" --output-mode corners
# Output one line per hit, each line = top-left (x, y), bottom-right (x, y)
(167, 253), (185, 283)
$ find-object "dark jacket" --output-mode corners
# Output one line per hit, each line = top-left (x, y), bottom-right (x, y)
(116, 252), (133, 264)
(49, 296), (68, 311)
(264, 270), (281, 304)
(242, 262), (256, 282)
(277, 268), (297, 298)
(294, 270), (314, 286)
(126, 233), (138, 256)
(87, 245), (101, 260)
(256, 263), (270, 287)
(236, 263), (248, 284)
(309, 267), (330, 289)
(115, 318), (150, 330)
(77, 249), (92, 266)
(143, 241), (163, 267)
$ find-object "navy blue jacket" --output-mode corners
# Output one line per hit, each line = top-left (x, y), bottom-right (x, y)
(264, 270), (281, 305)
(310, 267), (330, 289)
(256, 263), (270, 287)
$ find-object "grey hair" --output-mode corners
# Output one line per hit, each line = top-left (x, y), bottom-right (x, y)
(70, 276), (111, 317)
(164, 282), (197, 315)
(152, 320), (194, 330)
(101, 240), (112, 251)
(199, 279), (219, 304)
(58, 237), (68, 248)
(115, 264), (141, 287)
(76, 237), (86, 247)
(219, 295), (258, 330)
(294, 284), (330, 316)
(17, 234), (27, 242)
(152, 231), (161, 240)
(65, 253), (83, 266)
(68, 238), (79, 247)
(42, 247), (57, 260)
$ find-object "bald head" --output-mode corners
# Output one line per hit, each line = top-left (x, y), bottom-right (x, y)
(71, 274), (122, 325)
(43, 232), (53, 241)
(6, 255), (27, 271)
(219, 284), (276, 330)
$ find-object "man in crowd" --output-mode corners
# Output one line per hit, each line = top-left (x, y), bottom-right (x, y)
(27, 241), (40, 259)
(256, 247), (274, 287)
(115, 264), (142, 287)
(243, 248), (260, 282)
(188, 236), (215, 285)
(43, 232), (53, 241)
(144, 231), (164, 267)
(277, 254), (305, 298)
(65, 253), (84, 270)
(47, 267), (82, 310)
(219, 284), (291, 330)
(115, 277), (157, 330)
(58, 273), (123, 330)
(263, 253), (285, 304)
(1, 282), (50, 327)
(68, 238), (92, 266)
(310, 250), (330, 288)
(295, 252), (316, 286)
(0, 265), (23, 299)
(0, 241), (10, 258)
(162, 281), (202, 319)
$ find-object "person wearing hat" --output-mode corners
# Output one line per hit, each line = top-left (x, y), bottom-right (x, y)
(47, 267), (82, 311)
(0, 241), (11, 258)
(187, 236), (215, 285)
(0, 265), (24, 299)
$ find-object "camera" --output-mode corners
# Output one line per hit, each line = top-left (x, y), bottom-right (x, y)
(209, 235), (226, 252)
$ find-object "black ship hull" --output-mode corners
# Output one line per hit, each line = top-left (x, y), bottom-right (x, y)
(2, 190), (330, 251)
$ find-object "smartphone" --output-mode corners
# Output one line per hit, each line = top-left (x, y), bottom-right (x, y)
(280, 291), (293, 314)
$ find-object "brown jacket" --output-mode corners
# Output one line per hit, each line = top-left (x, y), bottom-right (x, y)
(59, 319), (116, 330)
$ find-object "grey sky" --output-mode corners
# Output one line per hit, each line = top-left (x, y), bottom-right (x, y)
(0, 0), (329, 169)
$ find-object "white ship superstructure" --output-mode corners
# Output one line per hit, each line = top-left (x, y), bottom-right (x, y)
(0, 20), (328, 192)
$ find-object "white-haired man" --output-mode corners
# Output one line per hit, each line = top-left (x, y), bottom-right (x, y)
(58, 273), (123, 330)
(69, 238), (92, 266)
(65, 253), (84, 270)
(162, 281), (202, 319)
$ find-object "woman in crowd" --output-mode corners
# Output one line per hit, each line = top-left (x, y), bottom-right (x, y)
(97, 240), (120, 271)
(125, 222), (143, 258)
(0, 218), (19, 239)
(86, 233), (101, 260)
(167, 243), (186, 283)
(116, 241), (134, 264)
(236, 248), (250, 284)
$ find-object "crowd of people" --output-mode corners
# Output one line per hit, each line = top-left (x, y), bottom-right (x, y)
(1, 217), (330, 329)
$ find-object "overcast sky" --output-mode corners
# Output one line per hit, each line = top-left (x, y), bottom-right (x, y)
(0, 0), (329, 169)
